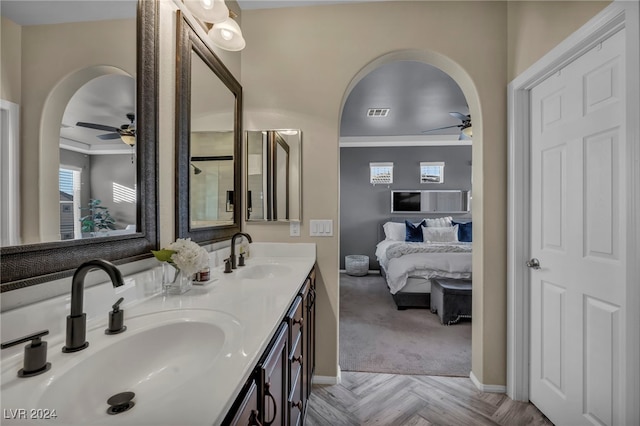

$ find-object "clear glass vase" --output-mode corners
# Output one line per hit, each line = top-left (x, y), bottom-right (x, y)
(162, 263), (192, 295)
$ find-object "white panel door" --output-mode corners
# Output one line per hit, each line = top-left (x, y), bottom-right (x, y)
(530, 29), (627, 426)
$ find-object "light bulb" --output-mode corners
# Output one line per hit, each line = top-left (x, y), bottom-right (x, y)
(221, 29), (233, 41)
(201, 0), (213, 9)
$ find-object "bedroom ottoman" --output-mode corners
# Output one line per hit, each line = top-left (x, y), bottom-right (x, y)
(430, 278), (472, 325)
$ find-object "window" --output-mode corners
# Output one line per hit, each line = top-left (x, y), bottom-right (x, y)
(420, 162), (444, 184)
(59, 167), (82, 239)
(370, 162), (393, 185)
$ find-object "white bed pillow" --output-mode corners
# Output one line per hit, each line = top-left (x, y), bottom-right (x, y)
(383, 222), (406, 241)
(422, 225), (459, 243)
(424, 216), (453, 227)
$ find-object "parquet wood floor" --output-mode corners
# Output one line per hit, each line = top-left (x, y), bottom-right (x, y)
(306, 372), (553, 426)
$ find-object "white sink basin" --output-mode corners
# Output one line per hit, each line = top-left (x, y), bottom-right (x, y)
(1, 309), (241, 425)
(237, 263), (292, 280)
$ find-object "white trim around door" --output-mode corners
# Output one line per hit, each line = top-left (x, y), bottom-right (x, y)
(507, 2), (639, 424)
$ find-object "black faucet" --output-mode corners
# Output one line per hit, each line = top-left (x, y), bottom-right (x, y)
(62, 259), (125, 353)
(230, 232), (252, 269)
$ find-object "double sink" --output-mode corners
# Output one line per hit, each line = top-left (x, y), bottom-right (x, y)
(0, 243), (314, 425)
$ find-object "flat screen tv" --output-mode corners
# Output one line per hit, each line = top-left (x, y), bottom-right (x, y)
(392, 191), (421, 212)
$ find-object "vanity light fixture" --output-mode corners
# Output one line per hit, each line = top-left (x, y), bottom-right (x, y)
(183, 0), (246, 51)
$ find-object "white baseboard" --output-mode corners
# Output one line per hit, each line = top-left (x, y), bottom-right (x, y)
(470, 371), (507, 393)
(312, 366), (342, 385)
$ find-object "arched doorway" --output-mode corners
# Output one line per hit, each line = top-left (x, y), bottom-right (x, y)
(338, 49), (482, 378)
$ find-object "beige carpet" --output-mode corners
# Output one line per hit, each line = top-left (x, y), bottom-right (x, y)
(339, 273), (471, 376)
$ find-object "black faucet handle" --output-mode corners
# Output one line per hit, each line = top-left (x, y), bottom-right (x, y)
(1, 330), (52, 378)
(106, 297), (126, 335)
(112, 297), (124, 312)
(224, 258), (232, 273)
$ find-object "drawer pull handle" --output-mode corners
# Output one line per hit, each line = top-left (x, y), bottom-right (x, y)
(263, 382), (277, 425)
(293, 318), (304, 326)
(291, 401), (303, 410)
(292, 354), (303, 365)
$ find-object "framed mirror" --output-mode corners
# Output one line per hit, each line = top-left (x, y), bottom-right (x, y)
(0, 0), (158, 292)
(246, 130), (302, 222)
(175, 11), (242, 244)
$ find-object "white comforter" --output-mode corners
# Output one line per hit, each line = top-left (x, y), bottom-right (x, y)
(376, 240), (472, 294)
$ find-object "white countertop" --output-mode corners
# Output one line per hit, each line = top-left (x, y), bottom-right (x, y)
(0, 242), (316, 425)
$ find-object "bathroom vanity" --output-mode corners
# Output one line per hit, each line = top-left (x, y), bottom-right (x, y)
(0, 243), (316, 426)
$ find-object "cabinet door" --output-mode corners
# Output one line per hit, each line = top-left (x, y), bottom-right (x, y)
(300, 278), (311, 408)
(305, 270), (316, 399)
(258, 323), (288, 426)
(227, 380), (261, 426)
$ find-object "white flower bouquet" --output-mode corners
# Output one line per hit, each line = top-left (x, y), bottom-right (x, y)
(151, 238), (209, 276)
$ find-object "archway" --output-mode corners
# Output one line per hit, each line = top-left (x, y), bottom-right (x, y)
(338, 49), (483, 380)
(39, 66), (132, 242)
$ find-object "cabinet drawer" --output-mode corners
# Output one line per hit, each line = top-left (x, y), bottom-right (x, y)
(290, 329), (302, 362)
(288, 368), (303, 426)
(286, 296), (303, 355)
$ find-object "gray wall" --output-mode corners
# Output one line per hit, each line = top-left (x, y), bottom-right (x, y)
(90, 154), (137, 229)
(340, 145), (472, 269)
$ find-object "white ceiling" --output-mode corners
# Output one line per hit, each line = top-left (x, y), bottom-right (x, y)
(3, 0), (469, 149)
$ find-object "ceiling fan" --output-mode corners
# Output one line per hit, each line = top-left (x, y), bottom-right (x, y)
(421, 112), (472, 140)
(76, 113), (136, 146)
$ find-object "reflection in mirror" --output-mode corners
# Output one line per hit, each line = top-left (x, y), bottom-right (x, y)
(246, 130), (302, 222)
(190, 132), (234, 227)
(176, 12), (242, 244)
(189, 48), (236, 228)
(59, 74), (137, 240)
(0, 0), (158, 291)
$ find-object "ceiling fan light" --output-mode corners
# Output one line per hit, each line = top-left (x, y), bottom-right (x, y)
(208, 18), (245, 51)
(462, 126), (473, 138)
(184, 0), (229, 24)
(120, 134), (136, 146)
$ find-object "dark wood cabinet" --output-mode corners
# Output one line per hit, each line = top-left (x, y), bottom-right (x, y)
(223, 267), (316, 426)
(258, 323), (288, 426)
(303, 269), (316, 404)
(225, 380), (261, 426)
(286, 295), (305, 425)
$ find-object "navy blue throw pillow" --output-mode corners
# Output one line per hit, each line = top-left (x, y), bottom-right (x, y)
(405, 220), (426, 242)
(452, 221), (472, 242)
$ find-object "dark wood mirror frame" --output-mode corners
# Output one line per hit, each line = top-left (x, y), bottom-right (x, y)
(0, 1), (159, 292)
(175, 11), (242, 244)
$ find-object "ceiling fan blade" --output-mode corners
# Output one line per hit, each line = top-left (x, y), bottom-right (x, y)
(421, 125), (460, 134)
(449, 112), (469, 121)
(97, 133), (122, 140)
(76, 122), (119, 132)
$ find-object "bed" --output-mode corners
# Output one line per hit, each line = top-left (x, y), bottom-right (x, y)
(375, 218), (472, 309)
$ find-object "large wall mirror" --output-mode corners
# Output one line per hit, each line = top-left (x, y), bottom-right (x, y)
(175, 12), (242, 243)
(0, 1), (158, 291)
(246, 130), (302, 222)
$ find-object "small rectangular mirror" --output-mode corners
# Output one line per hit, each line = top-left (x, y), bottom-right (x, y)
(246, 130), (302, 222)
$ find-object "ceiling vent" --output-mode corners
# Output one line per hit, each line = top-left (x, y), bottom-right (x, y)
(367, 108), (390, 117)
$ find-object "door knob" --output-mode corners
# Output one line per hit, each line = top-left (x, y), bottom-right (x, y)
(526, 258), (541, 269)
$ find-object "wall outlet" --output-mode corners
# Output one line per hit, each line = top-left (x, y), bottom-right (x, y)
(290, 221), (300, 237)
(310, 220), (333, 237)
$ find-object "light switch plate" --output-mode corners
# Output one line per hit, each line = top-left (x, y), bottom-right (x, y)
(309, 220), (333, 237)
(290, 221), (300, 237)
